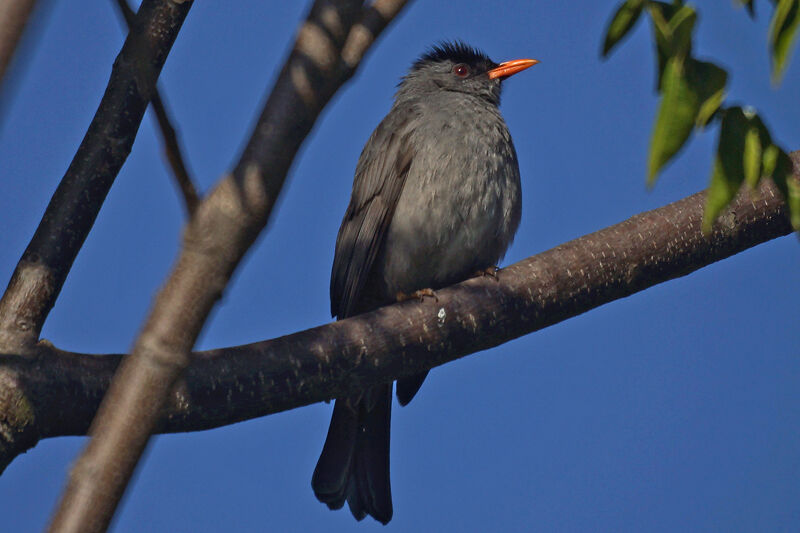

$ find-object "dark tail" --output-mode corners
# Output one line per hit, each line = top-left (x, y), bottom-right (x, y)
(311, 384), (393, 524)
(396, 370), (429, 406)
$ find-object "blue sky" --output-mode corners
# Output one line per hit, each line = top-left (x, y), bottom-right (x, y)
(1, 1), (799, 531)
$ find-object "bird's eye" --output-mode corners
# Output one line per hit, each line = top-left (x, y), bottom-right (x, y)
(453, 64), (469, 78)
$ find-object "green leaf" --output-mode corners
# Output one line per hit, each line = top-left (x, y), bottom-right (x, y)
(743, 122), (762, 189)
(769, 0), (800, 84)
(787, 174), (800, 231)
(763, 143), (780, 177)
(704, 109), (796, 231)
(666, 5), (697, 57)
(688, 60), (728, 127)
(703, 107), (750, 232)
(648, 57), (692, 183)
(765, 148), (800, 230)
(704, 160), (734, 232)
(647, 58), (727, 184)
(602, 0), (645, 57)
(649, 3), (697, 89)
(740, 111), (776, 191)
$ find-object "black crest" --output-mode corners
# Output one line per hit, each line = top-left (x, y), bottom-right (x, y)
(412, 41), (497, 71)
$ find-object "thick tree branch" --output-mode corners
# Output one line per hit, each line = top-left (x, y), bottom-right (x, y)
(113, 0), (199, 216)
(0, 173), (793, 476)
(0, 0), (193, 353)
(47, 2), (410, 532)
(0, 0), (39, 86)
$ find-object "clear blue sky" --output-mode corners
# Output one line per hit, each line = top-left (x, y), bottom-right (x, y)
(1, 1), (799, 531)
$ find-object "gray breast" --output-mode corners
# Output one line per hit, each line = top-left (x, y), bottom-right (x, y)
(375, 94), (522, 297)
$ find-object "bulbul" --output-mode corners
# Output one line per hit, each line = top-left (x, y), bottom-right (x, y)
(311, 41), (537, 524)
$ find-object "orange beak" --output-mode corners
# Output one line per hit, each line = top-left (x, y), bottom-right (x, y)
(487, 58), (539, 80)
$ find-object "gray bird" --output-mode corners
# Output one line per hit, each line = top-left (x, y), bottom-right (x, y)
(311, 41), (537, 524)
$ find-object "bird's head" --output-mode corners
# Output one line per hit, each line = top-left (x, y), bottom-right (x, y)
(398, 41), (538, 105)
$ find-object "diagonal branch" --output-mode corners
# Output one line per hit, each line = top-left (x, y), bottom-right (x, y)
(113, 0), (199, 216)
(232, 0), (409, 194)
(0, 171), (793, 475)
(47, 2), (411, 532)
(0, 0), (193, 353)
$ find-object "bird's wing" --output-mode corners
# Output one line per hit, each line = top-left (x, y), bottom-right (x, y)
(331, 110), (416, 319)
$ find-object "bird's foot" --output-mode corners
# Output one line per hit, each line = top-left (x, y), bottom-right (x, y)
(396, 288), (438, 303)
(473, 266), (500, 280)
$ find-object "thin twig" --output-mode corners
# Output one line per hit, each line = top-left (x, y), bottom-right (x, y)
(0, 172), (793, 474)
(149, 91), (200, 215)
(113, 0), (199, 216)
(46, 2), (410, 532)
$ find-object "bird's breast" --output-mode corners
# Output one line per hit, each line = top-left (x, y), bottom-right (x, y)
(375, 110), (522, 296)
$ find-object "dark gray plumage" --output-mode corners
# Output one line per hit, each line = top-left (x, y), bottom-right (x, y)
(311, 41), (536, 524)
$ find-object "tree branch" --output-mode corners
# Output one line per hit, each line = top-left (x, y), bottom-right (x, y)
(113, 0), (199, 216)
(46, 2), (410, 532)
(1, 172), (792, 476)
(0, 0), (193, 353)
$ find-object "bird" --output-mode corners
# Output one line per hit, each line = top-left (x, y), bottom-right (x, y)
(311, 41), (537, 524)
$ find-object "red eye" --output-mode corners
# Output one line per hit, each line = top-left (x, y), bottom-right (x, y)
(453, 64), (469, 78)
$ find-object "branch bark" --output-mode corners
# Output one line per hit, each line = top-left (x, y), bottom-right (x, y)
(47, 1), (411, 532)
(0, 0), (193, 353)
(0, 173), (793, 476)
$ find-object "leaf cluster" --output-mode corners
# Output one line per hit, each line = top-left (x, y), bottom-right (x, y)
(602, 0), (799, 232)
